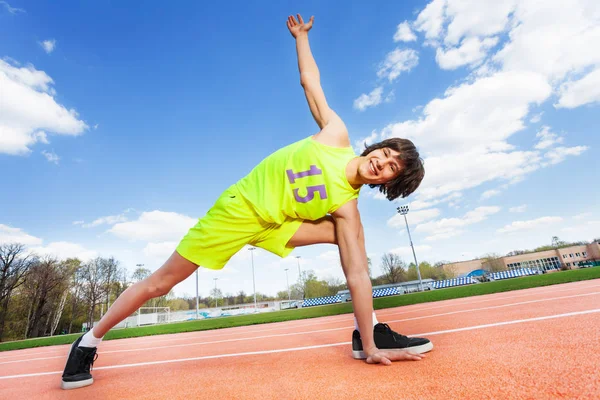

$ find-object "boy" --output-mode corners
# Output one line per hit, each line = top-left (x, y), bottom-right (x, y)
(61, 14), (432, 390)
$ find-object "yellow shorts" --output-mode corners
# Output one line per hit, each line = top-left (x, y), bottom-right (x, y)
(176, 184), (303, 270)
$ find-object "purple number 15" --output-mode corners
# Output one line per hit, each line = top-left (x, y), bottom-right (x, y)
(286, 165), (328, 203)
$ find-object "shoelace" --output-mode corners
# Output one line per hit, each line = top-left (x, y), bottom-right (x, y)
(79, 351), (98, 372)
(378, 323), (409, 342)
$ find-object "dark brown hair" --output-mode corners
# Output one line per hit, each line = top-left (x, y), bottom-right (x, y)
(360, 138), (425, 200)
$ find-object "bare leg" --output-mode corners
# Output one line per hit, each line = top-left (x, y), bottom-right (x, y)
(287, 215), (337, 247)
(93, 251), (198, 338)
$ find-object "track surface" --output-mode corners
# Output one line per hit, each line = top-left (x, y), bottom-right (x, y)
(1, 279), (599, 399)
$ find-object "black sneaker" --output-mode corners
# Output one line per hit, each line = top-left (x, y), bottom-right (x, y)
(61, 335), (98, 390)
(352, 323), (433, 359)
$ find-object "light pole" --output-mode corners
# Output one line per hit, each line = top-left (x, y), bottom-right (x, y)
(248, 247), (258, 311)
(213, 277), (219, 308)
(397, 205), (424, 292)
(295, 255), (304, 300)
(295, 255), (302, 277)
(284, 268), (290, 300)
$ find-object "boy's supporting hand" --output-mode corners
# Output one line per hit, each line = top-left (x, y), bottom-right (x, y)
(365, 347), (425, 365)
(287, 14), (314, 38)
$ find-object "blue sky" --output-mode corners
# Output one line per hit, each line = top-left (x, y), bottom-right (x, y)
(1, 0), (599, 298)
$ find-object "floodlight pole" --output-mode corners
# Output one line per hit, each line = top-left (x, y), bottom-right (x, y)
(284, 268), (290, 300)
(397, 205), (424, 292)
(295, 255), (302, 277)
(249, 247), (258, 311)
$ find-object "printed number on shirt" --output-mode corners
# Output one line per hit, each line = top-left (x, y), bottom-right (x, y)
(286, 165), (328, 203)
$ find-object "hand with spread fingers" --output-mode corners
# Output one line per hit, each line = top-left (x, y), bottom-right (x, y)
(287, 14), (314, 38)
(365, 348), (425, 366)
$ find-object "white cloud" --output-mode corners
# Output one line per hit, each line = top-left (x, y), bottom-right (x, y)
(494, 1), (600, 82)
(534, 126), (563, 150)
(143, 241), (178, 261)
(41, 150), (60, 164)
(573, 212), (592, 221)
(387, 208), (441, 227)
(375, 70), (551, 156)
(353, 131), (379, 153)
(555, 68), (600, 109)
(409, 193), (462, 210)
(436, 36), (498, 70)
(39, 39), (56, 54)
(509, 204), (527, 213)
(543, 146), (588, 165)
(0, 59), (88, 155)
(384, 90), (395, 103)
(414, 149), (542, 201)
(377, 48), (419, 82)
(353, 87), (384, 111)
(529, 112), (543, 123)
(497, 216), (563, 233)
(317, 250), (341, 264)
(561, 220), (600, 242)
(394, 21), (417, 42)
(416, 206), (500, 241)
(108, 210), (196, 242)
(443, 0), (517, 46)
(31, 241), (97, 262)
(414, 0), (447, 42)
(0, 1), (25, 14)
(83, 212), (129, 228)
(480, 189), (501, 200)
(0, 224), (43, 246)
(357, 5), (594, 202)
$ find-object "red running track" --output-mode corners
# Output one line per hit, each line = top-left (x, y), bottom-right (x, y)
(1, 279), (599, 399)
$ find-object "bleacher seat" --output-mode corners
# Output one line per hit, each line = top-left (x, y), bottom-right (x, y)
(301, 295), (342, 307)
(432, 277), (477, 289)
(372, 287), (401, 298)
(490, 268), (537, 280)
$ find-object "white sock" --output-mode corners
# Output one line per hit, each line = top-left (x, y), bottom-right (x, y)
(354, 312), (379, 332)
(78, 328), (103, 348)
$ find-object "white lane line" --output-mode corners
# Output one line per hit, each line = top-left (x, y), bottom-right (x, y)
(70, 281), (600, 349)
(2, 280), (598, 360)
(2, 308), (599, 380)
(1, 291), (598, 366)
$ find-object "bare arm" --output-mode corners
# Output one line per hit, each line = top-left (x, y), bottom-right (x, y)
(333, 200), (425, 365)
(287, 15), (349, 146)
(332, 201), (378, 355)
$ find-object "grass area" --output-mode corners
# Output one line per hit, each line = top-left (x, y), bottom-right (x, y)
(1, 267), (599, 352)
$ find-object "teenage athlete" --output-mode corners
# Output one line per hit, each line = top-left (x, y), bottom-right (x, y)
(61, 14), (432, 390)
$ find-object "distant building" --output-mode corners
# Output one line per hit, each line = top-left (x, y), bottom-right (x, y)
(442, 241), (600, 277)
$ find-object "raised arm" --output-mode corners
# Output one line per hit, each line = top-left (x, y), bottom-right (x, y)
(287, 14), (349, 146)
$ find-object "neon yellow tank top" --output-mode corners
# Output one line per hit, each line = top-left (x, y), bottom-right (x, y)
(236, 136), (361, 224)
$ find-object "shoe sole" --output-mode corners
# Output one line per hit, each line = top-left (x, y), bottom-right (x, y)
(61, 339), (94, 390)
(352, 341), (434, 359)
(61, 378), (94, 390)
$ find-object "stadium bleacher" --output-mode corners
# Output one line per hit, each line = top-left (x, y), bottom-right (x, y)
(489, 268), (538, 280)
(432, 277), (478, 289)
(300, 267), (540, 306)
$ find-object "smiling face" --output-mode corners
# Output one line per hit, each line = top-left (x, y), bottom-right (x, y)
(358, 147), (403, 185)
